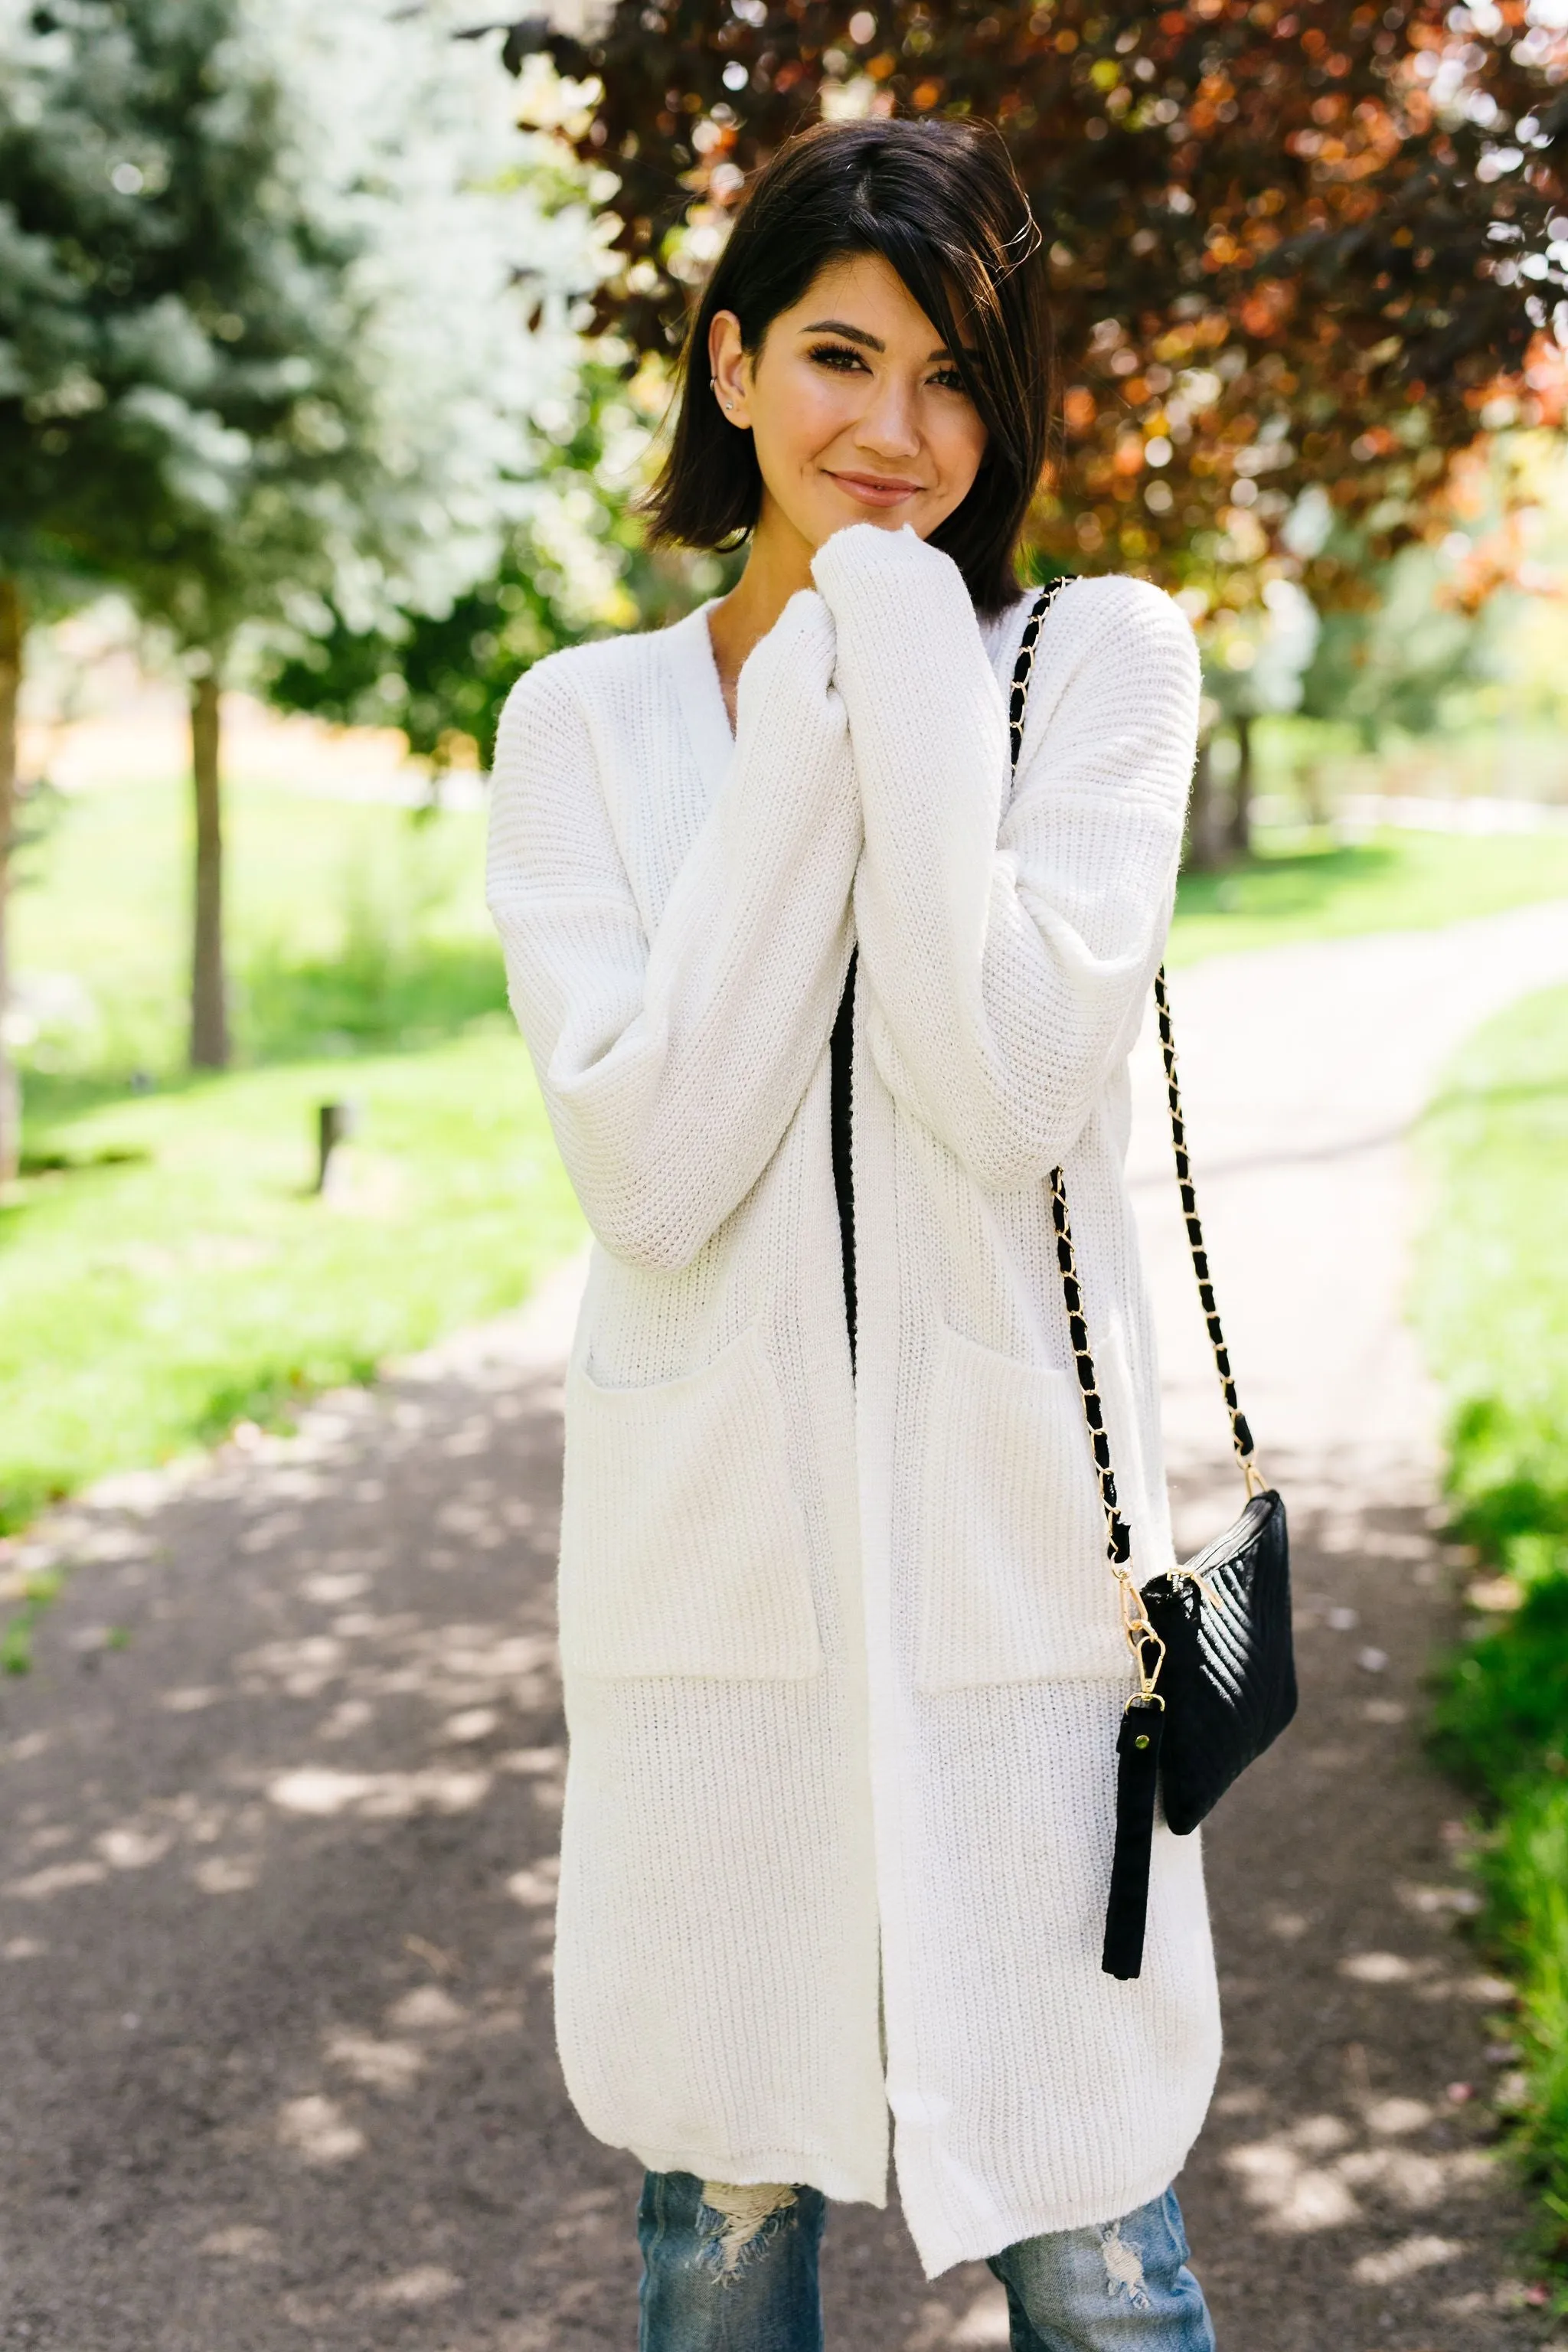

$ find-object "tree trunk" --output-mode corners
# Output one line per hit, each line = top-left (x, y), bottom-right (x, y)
(1227, 709), (1255, 861)
(189, 668), (229, 1070)
(0, 578), (22, 1185)
(1184, 733), (1226, 872)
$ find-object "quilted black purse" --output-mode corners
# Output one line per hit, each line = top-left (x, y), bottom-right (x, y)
(1011, 585), (1298, 1984)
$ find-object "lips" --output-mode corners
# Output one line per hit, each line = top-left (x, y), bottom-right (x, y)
(827, 471), (926, 508)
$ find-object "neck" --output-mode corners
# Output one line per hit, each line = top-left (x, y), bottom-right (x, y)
(704, 494), (816, 722)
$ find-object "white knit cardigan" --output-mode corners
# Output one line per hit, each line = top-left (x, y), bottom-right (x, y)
(485, 521), (1218, 2278)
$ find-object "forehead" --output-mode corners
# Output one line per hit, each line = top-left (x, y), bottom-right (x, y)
(782, 250), (949, 345)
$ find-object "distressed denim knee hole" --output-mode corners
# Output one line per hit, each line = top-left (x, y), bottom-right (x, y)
(697, 2181), (799, 2279)
(1098, 2217), (1155, 2311)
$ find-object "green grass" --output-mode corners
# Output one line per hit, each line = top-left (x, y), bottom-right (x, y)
(2, 1027), (583, 1538)
(7, 769), (1568, 1560)
(3, 771), (583, 1544)
(1169, 828), (1568, 966)
(11, 774), (504, 1076)
(1418, 985), (1568, 2279)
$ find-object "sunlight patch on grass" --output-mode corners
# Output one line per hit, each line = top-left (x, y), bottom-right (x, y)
(1170, 829), (1568, 966)
(11, 776), (501, 1076)
(0, 1025), (583, 1534)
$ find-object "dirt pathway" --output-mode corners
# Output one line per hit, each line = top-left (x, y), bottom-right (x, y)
(3, 903), (1568, 2352)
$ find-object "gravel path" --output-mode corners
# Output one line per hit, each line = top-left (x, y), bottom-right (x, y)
(3, 903), (1568, 2352)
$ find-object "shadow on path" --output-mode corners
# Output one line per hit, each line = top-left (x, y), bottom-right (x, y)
(0, 1346), (1559, 2350)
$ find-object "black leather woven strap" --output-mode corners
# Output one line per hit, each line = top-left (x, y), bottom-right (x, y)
(1048, 1165), (1132, 1567)
(1152, 967), (1255, 1472)
(1008, 583), (1259, 1567)
(1007, 577), (1067, 769)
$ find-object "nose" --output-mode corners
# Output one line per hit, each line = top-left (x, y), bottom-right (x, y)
(853, 373), (923, 464)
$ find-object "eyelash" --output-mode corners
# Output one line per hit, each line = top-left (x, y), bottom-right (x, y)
(805, 340), (969, 394)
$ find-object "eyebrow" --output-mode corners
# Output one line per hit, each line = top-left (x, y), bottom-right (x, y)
(799, 317), (961, 363)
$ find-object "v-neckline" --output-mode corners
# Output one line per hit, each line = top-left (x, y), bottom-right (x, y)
(662, 600), (734, 796)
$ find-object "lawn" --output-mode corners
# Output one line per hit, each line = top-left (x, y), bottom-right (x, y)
(2, 1031), (584, 1537)
(1417, 985), (1568, 2278)
(6, 771), (1568, 1548)
(13, 773), (504, 1076)
(3, 772), (583, 1540)
(1168, 825), (1568, 965)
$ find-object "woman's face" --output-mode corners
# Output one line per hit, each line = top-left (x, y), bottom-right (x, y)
(708, 250), (989, 556)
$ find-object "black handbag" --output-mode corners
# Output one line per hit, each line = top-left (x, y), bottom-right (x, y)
(1010, 585), (1298, 1984)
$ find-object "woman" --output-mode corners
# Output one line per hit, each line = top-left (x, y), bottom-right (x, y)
(487, 116), (1217, 2350)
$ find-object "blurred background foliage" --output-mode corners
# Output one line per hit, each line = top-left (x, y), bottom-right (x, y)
(263, 355), (706, 766)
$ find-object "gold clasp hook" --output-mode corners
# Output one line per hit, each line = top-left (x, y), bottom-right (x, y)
(1115, 1568), (1167, 1706)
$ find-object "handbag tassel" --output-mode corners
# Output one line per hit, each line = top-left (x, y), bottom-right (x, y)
(1101, 1699), (1165, 1981)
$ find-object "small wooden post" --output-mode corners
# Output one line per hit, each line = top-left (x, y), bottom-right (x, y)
(315, 1100), (358, 1194)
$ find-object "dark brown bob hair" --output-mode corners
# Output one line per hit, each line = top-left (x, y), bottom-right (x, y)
(645, 116), (1054, 616)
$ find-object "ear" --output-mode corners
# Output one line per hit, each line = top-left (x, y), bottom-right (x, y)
(707, 309), (753, 430)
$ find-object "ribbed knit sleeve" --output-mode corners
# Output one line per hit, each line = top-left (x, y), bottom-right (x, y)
(812, 524), (1197, 1191)
(485, 589), (861, 1271)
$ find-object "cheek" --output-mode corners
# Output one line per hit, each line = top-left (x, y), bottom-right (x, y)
(756, 367), (857, 469)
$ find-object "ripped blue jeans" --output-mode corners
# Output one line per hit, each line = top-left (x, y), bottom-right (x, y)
(637, 2171), (1217, 2351)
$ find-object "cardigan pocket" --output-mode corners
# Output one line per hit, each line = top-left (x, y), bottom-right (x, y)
(913, 1322), (1132, 1688)
(558, 1321), (825, 1681)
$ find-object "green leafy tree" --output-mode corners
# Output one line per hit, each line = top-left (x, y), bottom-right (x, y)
(2, 0), (384, 1076)
(0, 577), (18, 1178)
(265, 355), (711, 771)
(1, 0), (553, 1082)
(1294, 432), (1564, 749)
(1193, 576), (1321, 865)
(1298, 540), (1503, 739)
(1, 0), (181, 1165)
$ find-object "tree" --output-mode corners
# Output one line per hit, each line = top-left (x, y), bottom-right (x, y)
(1, 0), (181, 1167)
(0, 578), (18, 1176)
(1, 0), (378, 1076)
(265, 353), (717, 772)
(503, 0), (1566, 609)
(1195, 575), (1320, 863)
(1298, 538), (1505, 740)
(2, 0), (550, 1079)
(263, 56), (720, 771)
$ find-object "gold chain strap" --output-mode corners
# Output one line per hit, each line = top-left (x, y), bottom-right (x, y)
(1152, 966), (1265, 1498)
(1047, 1167), (1167, 1705)
(1011, 583), (1263, 1707)
(1007, 577), (1065, 769)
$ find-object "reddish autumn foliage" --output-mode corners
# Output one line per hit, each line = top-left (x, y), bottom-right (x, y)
(506, 0), (1567, 603)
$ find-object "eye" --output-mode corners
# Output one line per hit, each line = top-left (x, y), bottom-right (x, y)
(805, 340), (869, 373)
(930, 364), (969, 394)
